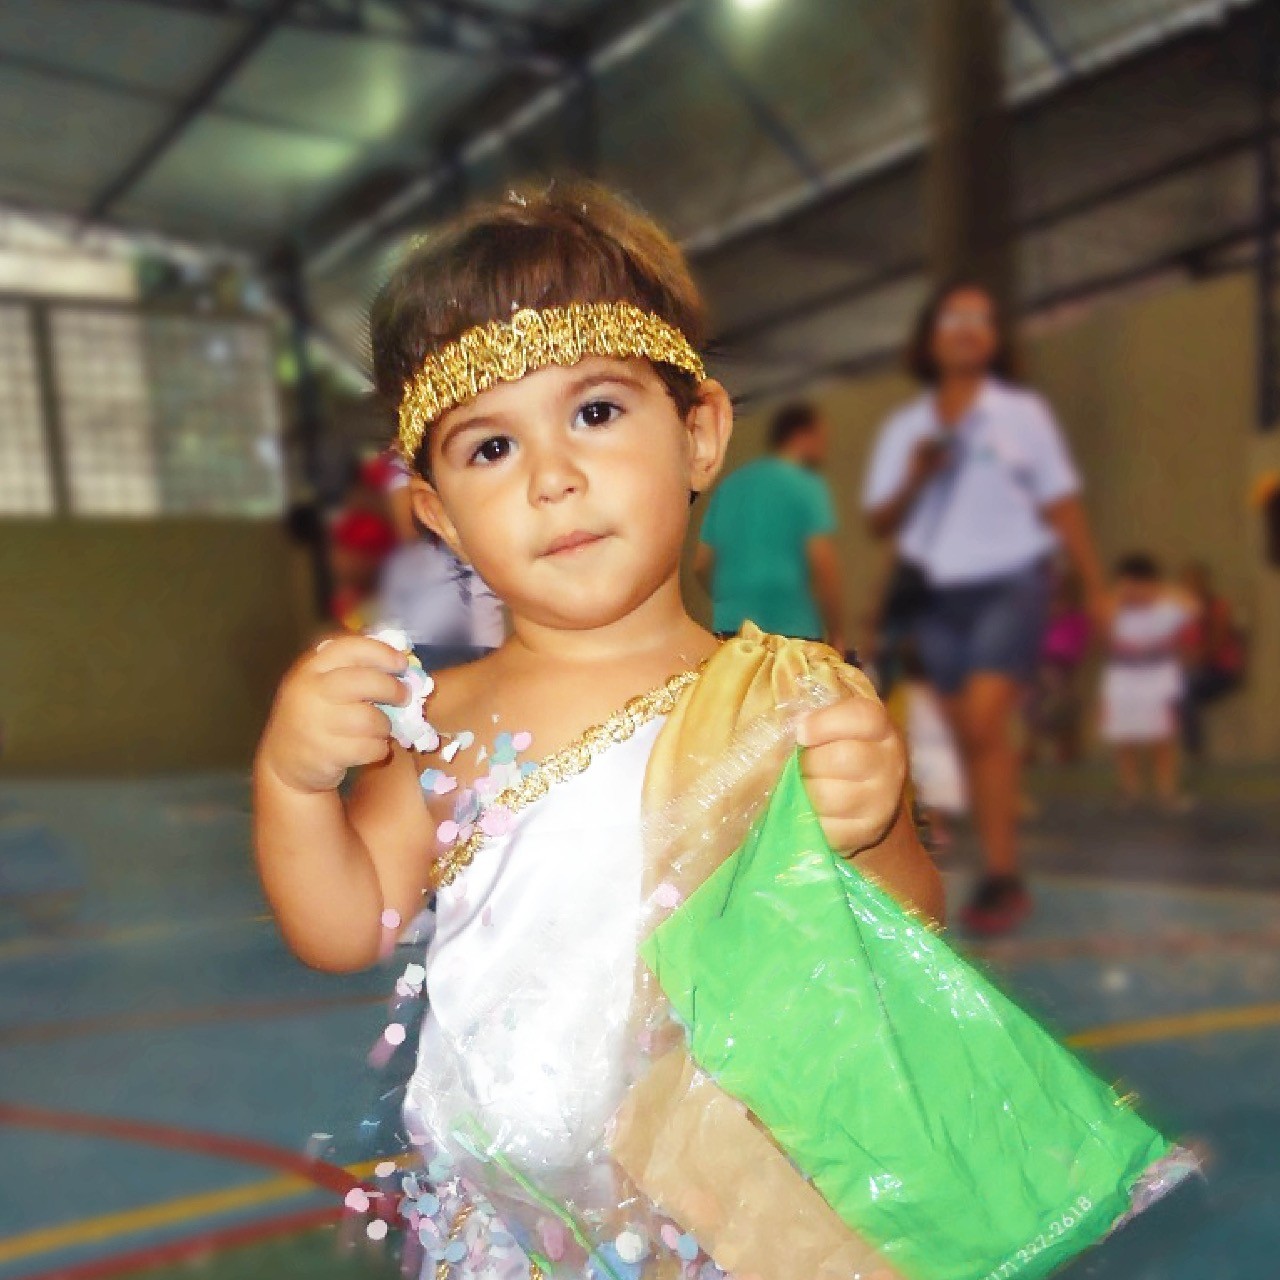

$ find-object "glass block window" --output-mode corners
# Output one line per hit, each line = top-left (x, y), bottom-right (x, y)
(0, 304), (56, 514)
(52, 307), (160, 515)
(145, 315), (284, 516)
(46, 306), (283, 517)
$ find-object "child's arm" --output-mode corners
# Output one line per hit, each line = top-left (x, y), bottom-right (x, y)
(798, 697), (945, 925)
(253, 635), (434, 973)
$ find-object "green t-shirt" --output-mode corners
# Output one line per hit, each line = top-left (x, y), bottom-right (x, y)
(700, 456), (837, 639)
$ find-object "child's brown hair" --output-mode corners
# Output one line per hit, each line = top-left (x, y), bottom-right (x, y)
(370, 182), (708, 474)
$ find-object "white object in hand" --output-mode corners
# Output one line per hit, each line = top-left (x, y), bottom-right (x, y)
(368, 627), (441, 753)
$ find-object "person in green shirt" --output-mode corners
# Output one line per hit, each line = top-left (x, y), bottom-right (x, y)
(695, 403), (844, 648)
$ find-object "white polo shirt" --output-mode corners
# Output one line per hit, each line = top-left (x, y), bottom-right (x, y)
(862, 378), (1081, 587)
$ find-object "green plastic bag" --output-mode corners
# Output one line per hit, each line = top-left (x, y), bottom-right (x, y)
(642, 752), (1180, 1280)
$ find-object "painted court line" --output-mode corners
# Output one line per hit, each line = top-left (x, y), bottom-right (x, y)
(0, 915), (270, 965)
(1066, 1000), (1280, 1051)
(13, 1206), (344, 1280)
(0, 1103), (384, 1271)
(4, 1000), (1280, 1273)
(0, 992), (384, 1047)
(0, 1160), (383, 1269)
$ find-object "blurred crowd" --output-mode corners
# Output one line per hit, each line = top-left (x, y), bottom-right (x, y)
(325, 451), (503, 672)
(698, 280), (1251, 937)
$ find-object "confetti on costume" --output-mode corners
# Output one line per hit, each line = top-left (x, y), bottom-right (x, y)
(344, 626), (1193, 1280)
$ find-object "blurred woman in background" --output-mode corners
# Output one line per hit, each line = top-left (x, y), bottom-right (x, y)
(862, 282), (1107, 935)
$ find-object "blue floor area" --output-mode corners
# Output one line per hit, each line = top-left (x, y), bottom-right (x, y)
(1, 770), (1278, 1278)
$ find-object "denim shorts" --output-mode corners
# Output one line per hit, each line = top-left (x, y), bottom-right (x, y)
(914, 561), (1052, 697)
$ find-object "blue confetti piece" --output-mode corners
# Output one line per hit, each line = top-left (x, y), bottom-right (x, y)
(588, 1244), (642, 1280)
(676, 1233), (699, 1262)
(428, 1156), (453, 1181)
(444, 1240), (467, 1263)
(490, 1230), (515, 1248)
(416, 1193), (440, 1217)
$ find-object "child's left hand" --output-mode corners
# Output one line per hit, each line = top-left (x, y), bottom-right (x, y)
(797, 695), (908, 858)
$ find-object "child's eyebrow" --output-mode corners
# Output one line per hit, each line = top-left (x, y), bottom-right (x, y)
(564, 368), (649, 397)
(438, 413), (502, 452)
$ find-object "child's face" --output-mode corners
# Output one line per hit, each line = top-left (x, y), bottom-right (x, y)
(1116, 574), (1159, 606)
(411, 355), (731, 631)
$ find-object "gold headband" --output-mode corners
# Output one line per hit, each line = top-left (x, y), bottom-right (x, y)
(396, 300), (706, 459)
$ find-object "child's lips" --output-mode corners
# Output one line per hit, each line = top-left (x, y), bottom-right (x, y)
(541, 530), (608, 557)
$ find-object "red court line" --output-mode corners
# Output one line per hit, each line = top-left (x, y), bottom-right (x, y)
(0, 1102), (359, 1196)
(14, 1205), (344, 1280)
(0, 992), (384, 1047)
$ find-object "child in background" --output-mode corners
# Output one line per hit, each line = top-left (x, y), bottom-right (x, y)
(253, 184), (939, 1279)
(328, 505), (397, 627)
(1028, 568), (1092, 765)
(1101, 552), (1200, 811)
(376, 451), (505, 671)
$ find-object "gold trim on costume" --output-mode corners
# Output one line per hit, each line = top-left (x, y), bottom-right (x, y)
(427, 667), (702, 891)
(397, 301), (707, 459)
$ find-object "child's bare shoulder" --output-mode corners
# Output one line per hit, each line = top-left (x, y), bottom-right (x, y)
(427, 649), (507, 735)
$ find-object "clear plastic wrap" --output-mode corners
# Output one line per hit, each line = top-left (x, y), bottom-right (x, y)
(355, 678), (1193, 1280)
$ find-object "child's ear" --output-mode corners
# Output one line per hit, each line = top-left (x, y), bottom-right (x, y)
(686, 379), (733, 496)
(409, 476), (466, 561)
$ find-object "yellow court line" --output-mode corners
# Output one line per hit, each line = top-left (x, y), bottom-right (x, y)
(6, 1002), (1280, 1266)
(0, 1157), (387, 1266)
(1067, 1001), (1280, 1052)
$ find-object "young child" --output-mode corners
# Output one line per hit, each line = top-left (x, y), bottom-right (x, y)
(254, 185), (941, 1277)
(1101, 552), (1199, 810)
(1028, 568), (1092, 765)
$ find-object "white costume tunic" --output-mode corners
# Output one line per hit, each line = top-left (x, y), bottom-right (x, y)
(405, 716), (664, 1185)
(1101, 599), (1190, 743)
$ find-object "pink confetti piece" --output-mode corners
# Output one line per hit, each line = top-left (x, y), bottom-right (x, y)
(384, 1023), (407, 1046)
(433, 774), (458, 795)
(458, 823), (474, 842)
(660, 1224), (681, 1251)
(367, 1219), (389, 1241)
(538, 1219), (568, 1262)
(381, 909), (401, 930)
(367, 1038), (395, 1069)
(375, 1160), (397, 1178)
(479, 807), (512, 837)
(653, 882), (682, 910)
(512, 731), (532, 752)
(437, 820), (459, 845)
(345, 1187), (371, 1213)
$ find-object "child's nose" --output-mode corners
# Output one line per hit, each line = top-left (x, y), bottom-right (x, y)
(527, 444), (586, 504)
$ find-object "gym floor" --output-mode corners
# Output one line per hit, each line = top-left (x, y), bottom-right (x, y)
(1, 767), (1276, 1280)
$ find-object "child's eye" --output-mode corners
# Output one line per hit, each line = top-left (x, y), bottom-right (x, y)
(469, 435), (513, 466)
(573, 399), (623, 430)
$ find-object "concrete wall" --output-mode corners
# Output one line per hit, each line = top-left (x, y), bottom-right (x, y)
(719, 272), (1279, 760)
(1, 521), (315, 774)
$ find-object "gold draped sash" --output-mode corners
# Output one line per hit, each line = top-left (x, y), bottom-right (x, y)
(608, 623), (907, 1280)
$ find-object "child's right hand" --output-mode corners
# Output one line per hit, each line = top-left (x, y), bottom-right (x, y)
(256, 634), (410, 795)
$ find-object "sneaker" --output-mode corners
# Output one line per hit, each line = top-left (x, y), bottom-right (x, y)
(960, 875), (1032, 936)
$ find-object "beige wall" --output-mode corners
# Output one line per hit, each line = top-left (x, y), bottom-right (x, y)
(1, 521), (315, 774)
(723, 272), (1278, 760)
